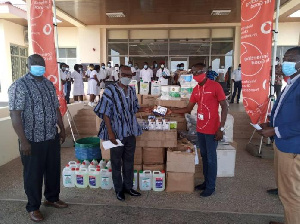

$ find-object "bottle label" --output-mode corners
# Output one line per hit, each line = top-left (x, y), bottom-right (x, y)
(76, 175), (83, 185)
(101, 177), (109, 187)
(89, 176), (96, 186)
(155, 177), (163, 189)
(64, 175), (72, 185)
(142, 178), (150, 188)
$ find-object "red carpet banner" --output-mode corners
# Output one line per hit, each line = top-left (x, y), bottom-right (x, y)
(241, 0), (275, 124)
(30, 0), (67, 116)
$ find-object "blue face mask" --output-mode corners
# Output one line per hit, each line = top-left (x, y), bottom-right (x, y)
(282, 61), (298, 77)
(144, 65), (148, 69)
(180, 67), (184, 70)
(128, 64), (132, 67)
(102, 66), (105, 69)
(120, 77), (132, 86)
(30, 65), (45, 77)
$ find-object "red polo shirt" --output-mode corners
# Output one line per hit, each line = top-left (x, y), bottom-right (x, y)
(190, 79), (226, 134)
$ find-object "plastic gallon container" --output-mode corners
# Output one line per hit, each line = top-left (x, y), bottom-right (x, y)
(89, 168), (101, 188)
(106, 160), (112, 170)
(100, 168), (112, 190)
(88, 162), (96, 171)
(92, 159), (99, 167)
(151, 81), (161, 96)
(62, 165), (75, 188)
(161, 86), (170, 100)
(75, 168), (88, 188)
(99, 159), (106, 169)
(140, 82), (150, 95)
(169, 86), (181, 99)
(139, 170), (152, 191)
(68, 161), (77, 167)
(129, 80), (138, 93)
(152, 171), (165, 192)
(80, 162), (88, 169)
(133, 170), (138, 190)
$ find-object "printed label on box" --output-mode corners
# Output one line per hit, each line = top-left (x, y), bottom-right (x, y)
(155, 177), (163, 188)
(89, 176), (96, 186)
(76, 175), (83, 185)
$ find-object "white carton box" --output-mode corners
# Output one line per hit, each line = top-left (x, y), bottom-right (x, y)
(217, 144), (236, 177)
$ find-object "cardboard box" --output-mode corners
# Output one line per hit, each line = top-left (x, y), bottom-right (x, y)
(156, 99), (189, 108)
(194, 164), (204, 179)
(137, 94), (142, 105)
(167, 149), (195, 173)
(166, 172), (194, 193)
(134, 164), (143, 173)
(143, 147), (166, 165)
(143, 164), (166, 172)
(134, 147), (143, 165)
(217, 144), (236, 177)
(142, 95), (160, 106)
(100, 141), (110, 160)
(136, 130), (177, 148)
(96, 116), (102, 131)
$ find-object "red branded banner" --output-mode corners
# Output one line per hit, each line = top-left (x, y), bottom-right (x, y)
(241, 0), (275, 124)
(30, 0), (67, 116)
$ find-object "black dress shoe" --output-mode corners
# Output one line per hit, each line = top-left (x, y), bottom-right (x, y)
(267, 188), (278, 195)
(116, 191), (125, 201)
(124, 189), (141, 196)
(195, 182), (206, 191)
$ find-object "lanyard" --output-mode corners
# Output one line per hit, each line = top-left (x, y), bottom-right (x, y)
(198, 85), (205, 113)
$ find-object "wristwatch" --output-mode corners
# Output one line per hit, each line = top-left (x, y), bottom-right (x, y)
(220, 127), (225, 132)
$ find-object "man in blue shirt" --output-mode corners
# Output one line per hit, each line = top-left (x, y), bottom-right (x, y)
(259, 47), (300, 224)
(206, 66), (218, 81)
(94, 66), (151, 201)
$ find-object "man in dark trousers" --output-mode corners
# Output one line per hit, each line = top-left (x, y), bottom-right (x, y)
(168, 63), (228, 197)
(8, 54), (68, 222)
(230, 64), (242, 104)
(259, 47), (300, 224)
(94, 66), (151, 201)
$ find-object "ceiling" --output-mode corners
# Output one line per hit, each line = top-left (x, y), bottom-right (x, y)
(55, 0), (300, 26)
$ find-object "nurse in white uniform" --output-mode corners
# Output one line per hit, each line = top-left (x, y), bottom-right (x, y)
(87, 65), (100, 107)
(71, 64), (85, 103)
(156, 62), (170, 86)
(97, 63), (109, 98)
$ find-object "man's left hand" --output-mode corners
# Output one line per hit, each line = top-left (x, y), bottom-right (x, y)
(259, 127), (275, 138)
(59, 129), (66, 144)
(215, 130), (224, 141)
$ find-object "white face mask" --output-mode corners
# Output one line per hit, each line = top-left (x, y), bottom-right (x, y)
(161, 64), (165, 68)
(115, 67), (119, 71)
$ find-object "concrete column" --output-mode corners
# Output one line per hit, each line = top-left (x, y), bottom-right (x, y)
(234, 25), (241, 70)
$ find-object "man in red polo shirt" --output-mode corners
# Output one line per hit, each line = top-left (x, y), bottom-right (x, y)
(169, 63), (228, 197)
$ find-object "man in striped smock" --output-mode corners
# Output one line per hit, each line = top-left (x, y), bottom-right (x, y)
(94, 66), (151, 201)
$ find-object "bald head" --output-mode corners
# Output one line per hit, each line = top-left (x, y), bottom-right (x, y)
(27, 54), (45, 70)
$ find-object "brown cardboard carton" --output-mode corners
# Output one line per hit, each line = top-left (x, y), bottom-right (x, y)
(143, 148), (166, 165)
(166, 172), (194, 193)
(137, 94), (143, 105)
(165, 115), (187, 131)
(167, 148), (195, 173)
(100, 141), (110, 160)
(195, 164), (204, 179)
(143, 164), (166, 172)
(136, 130), (177, 148)
(96, 116), (102, 131)
(134, 147), (143, 165)
(156, 98), (189, 108)
(134, 164), (143, 173)
(143, 95), (160, 106)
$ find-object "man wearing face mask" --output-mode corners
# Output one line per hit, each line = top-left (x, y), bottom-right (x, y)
(97, 63), (109, 98)
(156, 62), (171, 86)
(272, 57), (284, 99)
(167, 63), (228, 197)
(94, 66), (151, 201)
(258, 47), (300, 224)
(107, 62), (114, 81)
(60, 63), (67, 86)
(230, 64), (242, 104)
(64, 65), (72, 104)
(140, 62), (153, 94)
(8, 54), (67, 222)
(111, 64), (120, 82)
(128, 61), (136, 77)
(206, 66), (218, 81)
(152, 61), (159, 81)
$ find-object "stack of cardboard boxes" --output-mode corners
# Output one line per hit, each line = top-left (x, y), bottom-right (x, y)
(166, 139), (195, 192)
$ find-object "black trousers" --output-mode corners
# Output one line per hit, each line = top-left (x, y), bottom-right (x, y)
(231, 81), (242, 103)
(110, 136), (136, 192)
(19, 134), (61, 212)
(64, 81), (71, 104)
(274, 84), (282, 100)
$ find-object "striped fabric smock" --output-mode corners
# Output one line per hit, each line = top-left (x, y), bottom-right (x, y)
(8, 73), (60, 142)
(94, 83), (142, 141)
